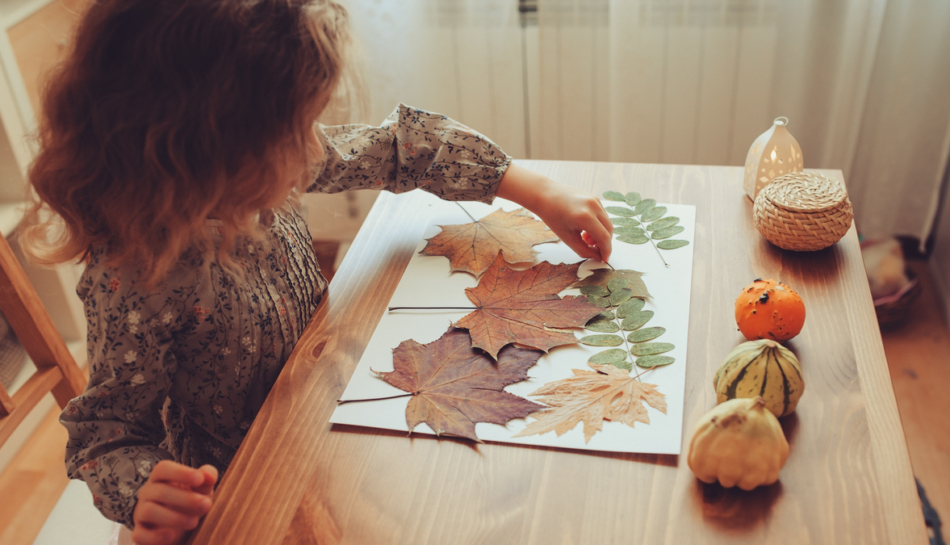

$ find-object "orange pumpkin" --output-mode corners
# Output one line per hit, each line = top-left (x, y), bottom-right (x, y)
(735, 279), (805, 342)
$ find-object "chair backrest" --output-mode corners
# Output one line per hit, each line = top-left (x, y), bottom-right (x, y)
(0, 232), (85, 448)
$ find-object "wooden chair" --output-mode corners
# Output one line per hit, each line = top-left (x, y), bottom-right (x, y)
(0, 232), (85, 448)
(0, 231), (115, 544)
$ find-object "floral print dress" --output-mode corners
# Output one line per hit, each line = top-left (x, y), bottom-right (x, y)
(61, 104), (512, 526)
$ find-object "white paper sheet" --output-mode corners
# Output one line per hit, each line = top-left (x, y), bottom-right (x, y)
(330, 193), (696, 455)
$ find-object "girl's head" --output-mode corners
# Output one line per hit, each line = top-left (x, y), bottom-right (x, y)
(23, 0), (354, 284)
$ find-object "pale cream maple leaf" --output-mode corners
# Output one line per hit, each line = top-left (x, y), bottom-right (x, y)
(514, 363), (667, 443)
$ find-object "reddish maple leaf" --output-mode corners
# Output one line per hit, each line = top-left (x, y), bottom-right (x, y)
(514, 363), (667, 443)
(373, 327), (544, 442)
(420, 208), (559, 277)
(453, 254), (604, 359)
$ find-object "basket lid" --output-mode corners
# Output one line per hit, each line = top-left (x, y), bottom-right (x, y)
(760, 172), (848, 213)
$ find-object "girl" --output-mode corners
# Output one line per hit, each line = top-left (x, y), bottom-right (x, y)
(23, 1), (613, 544)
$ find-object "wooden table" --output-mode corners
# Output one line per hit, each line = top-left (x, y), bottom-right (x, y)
(189, 161), (927, 545)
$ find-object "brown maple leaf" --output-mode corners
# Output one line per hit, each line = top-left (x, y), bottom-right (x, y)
(452, 254), (604, 360)
(514, 363), (667, 443)
(373, 327), (544, 442)
(420, 208), (559, 277)
(572, 268), (651, 299)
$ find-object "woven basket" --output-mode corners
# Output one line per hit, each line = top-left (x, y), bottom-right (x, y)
(753, 172), (854, 251)
(874, 268), (922, 330)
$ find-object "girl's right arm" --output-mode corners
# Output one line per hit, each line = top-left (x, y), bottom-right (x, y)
(61, 254), (194, 528)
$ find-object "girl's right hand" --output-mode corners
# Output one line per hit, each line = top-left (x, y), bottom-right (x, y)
(132, 460), (218, 545)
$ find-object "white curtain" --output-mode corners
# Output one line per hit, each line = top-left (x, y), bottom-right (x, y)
(342, 0), (950, 243)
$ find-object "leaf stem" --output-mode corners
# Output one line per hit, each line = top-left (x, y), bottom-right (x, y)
(456, 202), (479, 223)
(635, 210), (669, 268)
(337, 393), (414, 405)
(388, 306), (477, 311)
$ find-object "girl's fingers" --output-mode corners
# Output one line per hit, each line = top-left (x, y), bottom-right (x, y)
(139, 482), (212, 516)
(580, 216), (613, 262)
(193, 464), (219, 496)
(560, 230), (600, 261)
(150, 460), (205, 488)
(135, 500), (201, 531)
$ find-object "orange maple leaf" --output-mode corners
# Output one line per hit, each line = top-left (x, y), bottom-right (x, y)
(514, 363), (667, 443)
(373, 327), (544, 442)
(453, 254), (604, 359)
(420, 208), (559, 277)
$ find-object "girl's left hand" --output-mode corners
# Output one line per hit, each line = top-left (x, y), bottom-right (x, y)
(496, 163), (613, 262)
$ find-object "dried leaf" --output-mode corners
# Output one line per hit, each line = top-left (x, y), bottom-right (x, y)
(585, 320), (620, 333)
(626, 326), (666, 342)
(630, 342), (675, 356)
(607, 278), (628, 292)
(455, 254), (603, 359)
(515, 364), (667, 443)
(611, 217), (640, 227)
(618, 234), (649, 245)
(573, 269), (651, 299)
(588, 349), (627, 365)
(580, 334), (624, 347)
(625, 192), (642, 207)
(608, 288), (634, 306)
(621, 310), (654, 331)
(374, 328), (544, 442)
(634, 199), (656, 215)
(646, 217), (680, 231)
(579, 285), (609, 296)
(657, 240), (690, 250)
(636, 355), (675, 368)
(614, 226), (646, 237)
(640, 206), (667, 222)
(420, 208), (558, 277)
(603, 191), (625, 201)
(616, 298), (646, 319)
(651, 226), (686, 240)
(604, 206), (635, 217)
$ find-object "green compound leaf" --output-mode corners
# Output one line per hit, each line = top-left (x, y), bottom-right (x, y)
(626, 326), (666, 342)
(579, 285), (609, 296)
(605, 206), (635, 217)
(625, 192), (642, 207)
(651, 226), (686, 240)
(621, 310), (654, 331)
(614, 226), (646, 237)
(603, 191), (625, 201)
(630, 342), (675, 356)
(646, 217), (680, 231)
(634, 199), (656, 215)
(607, 278), (628, 292)
(617, 234), (649, 245)
(611, 217), (640, 227)
(593, 310), (616, 321)
(587, 295), (611, 308)
(608, 288), (634, 306)
(586, 320), (620, 333)
(616, 298), (646, 319)
(640, 206), (667, 222)
(580, 334), (624, 347)
(574, 269), (650, 299)
(612, 360), (634, 371)
(637, 355), (675, 368)
(588, 348), (627, 365)
(657, 239), (690, 250)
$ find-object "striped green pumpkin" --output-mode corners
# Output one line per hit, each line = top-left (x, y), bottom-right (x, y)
(713, 340), (804, 417)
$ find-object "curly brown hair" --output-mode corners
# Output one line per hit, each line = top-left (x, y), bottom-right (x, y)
(21, 0), (352, 285)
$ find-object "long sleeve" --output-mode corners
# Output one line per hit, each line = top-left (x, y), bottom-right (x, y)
(61, 263), (193, 527)
(307, 103), (511, 204)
